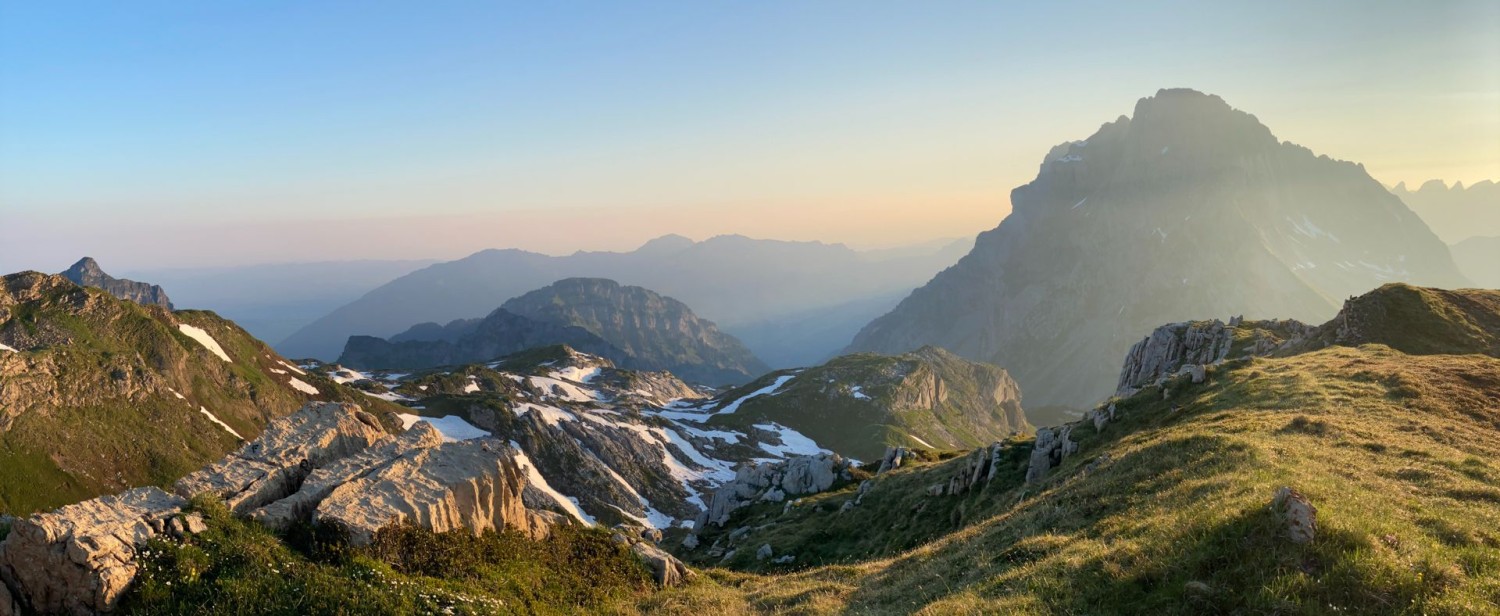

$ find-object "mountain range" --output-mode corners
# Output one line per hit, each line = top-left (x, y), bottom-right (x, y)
(275, 234), (971, 368)
(1390, 179), (1500, 244)
(848, 88), (1470, 409)
(341, 278), (769, 385)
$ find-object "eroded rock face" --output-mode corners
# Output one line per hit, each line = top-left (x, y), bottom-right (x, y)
(174, 402), (391, 514)
(0, 487), (185, 615)
(695, 454), (850, 529)
(249, 422), (445, 531)
(1026, 426), (1078, 483)
(1117, 318), (1315, 395)
(314, 438), (543, 545)
(624, 536), (694, 587)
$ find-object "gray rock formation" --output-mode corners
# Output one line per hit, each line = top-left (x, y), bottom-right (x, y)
(626, 537), (694, 587)
(848, 88), (1469, 410)
(60, 257), (173, 310)
(1116, 318), (1317, 395)
(314, 438), (546, 545)
(695, 454), (850, 529)
(0, 487), (187, 615)
(876, 446), (909, 474)
(1026, 426), (1078, 484)
(174, 402), (391, 514)
(250, 422), (445, 531)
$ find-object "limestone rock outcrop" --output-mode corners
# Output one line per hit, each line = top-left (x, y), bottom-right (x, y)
(314, 438), (544, 545)
(0, 487), (186, 615)
(1025, 426), (1078, 483)
(694, 454), (851, 529)
(249, 422), (445, 531)
(174, 402), (391, 514)
(1117, 318), (1315, 395)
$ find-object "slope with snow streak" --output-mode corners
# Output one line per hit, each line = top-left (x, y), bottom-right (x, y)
(375, 352), (843, 530)
(177, 324), (232, 362)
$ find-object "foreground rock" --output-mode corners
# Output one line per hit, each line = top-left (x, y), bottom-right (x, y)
(174, 402), (391, 514)
(250, 422), (445, 531)
(315, 437), (546, 545)
(1272, 487), (1317, 544)
(0, 487), (187, 615)
(1117, 317), (1314, 395)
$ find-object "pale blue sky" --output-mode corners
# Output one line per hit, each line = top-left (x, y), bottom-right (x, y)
(2, 1), (1497, 271)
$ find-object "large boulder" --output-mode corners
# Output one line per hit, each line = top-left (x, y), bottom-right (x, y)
(0, 487), (185, 615)
(314, 438), (545, 545)
(249, 422), (445, 531)
(174, 402), (390, 514)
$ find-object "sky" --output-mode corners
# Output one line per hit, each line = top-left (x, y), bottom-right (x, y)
(2, 1), (1498, 272)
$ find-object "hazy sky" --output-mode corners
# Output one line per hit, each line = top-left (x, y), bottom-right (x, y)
(3, 1), (1497, 272)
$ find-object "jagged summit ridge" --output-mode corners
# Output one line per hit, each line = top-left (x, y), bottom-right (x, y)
(60, 257), (174, 310)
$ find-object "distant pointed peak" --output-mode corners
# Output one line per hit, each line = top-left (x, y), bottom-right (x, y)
(635, 234), (696, 254)
(66, 256), (104, 275)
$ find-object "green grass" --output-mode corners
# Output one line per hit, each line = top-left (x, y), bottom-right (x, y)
(644, 344), (1500, 614)
(123, 497), (657, 616)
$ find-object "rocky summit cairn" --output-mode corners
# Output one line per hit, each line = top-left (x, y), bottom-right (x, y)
(0, 487), (191, 615)
(59, 257), (173, 310)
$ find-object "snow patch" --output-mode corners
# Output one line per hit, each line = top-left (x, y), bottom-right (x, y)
(287, 377), (319, 395)
(550, 366), (602, 384)
(277, 360), (307, 375)
(715, 374), (796, 415)
(909, 434), (935, 449)
(0, 343), (15, 353)
(1071, 198), (1087, 209)
(849, 385), (870, 400)
(509, 442), (596, 525)
(753, 422), (830, 458)
(177, 324), (231, 362)
(398, 413), (490, 441)
(514, 402), (578, 426)
(199, 406), (243, 439)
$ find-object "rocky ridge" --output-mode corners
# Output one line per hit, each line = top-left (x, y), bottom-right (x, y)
(59, 258), (173, 311)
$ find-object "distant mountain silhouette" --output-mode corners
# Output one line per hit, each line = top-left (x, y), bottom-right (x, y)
(848, 88), (1469, 409)
(278, 235), (969, 367)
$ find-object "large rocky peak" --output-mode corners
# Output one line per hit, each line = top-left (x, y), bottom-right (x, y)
(342, 278), (769, 385)
(60, 257), (173, 311)
(848, 88), (1468, 409)
(501, 277), (769, 384)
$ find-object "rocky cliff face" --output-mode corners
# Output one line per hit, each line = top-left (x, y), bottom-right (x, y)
(60, 257), (173, 310)
(1116, 317), (1315, 395)
(848, 89), (1469, 409)
(697, 346), (1029, 461)
(341, 278), (770, 385)
(0, 271), (395, 515)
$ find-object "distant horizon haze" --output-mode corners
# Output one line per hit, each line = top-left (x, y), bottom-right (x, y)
(2, 1), (1497, 272)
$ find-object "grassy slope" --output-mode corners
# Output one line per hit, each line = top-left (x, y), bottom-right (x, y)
(123, 497), (656, 616)
(0, 281), (408, 514)
(708, 350), (1029, 461)
(646, 345), (1500, 614)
